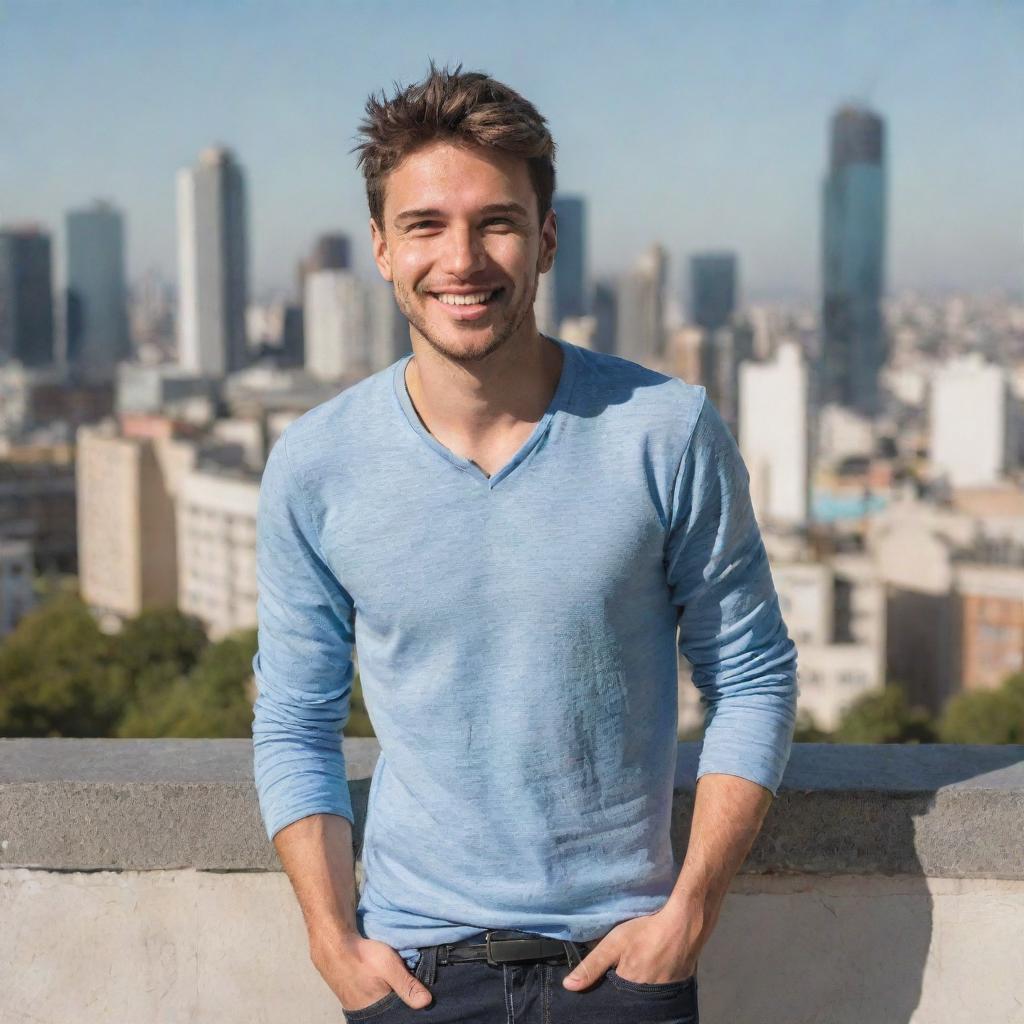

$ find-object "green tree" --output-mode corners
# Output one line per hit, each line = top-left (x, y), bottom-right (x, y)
(833, 684), (937, 744)
(114, 606), (208, 705)
(0, 590), (127, 736)
(939, 672), (1024, 744)
(117, 628), (257, 738)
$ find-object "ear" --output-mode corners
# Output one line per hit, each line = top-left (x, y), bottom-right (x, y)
(370, 217), (393, 282)
(539, 207), (557, 275)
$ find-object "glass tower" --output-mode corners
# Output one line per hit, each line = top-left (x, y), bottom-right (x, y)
(690, 252), (737, 332)
(821, 106), (887, 415)
(552, 195), (587, 328)
(65, 200), (131, 381)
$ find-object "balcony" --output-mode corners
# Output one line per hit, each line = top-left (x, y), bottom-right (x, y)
(2, 739), (1022, 1023)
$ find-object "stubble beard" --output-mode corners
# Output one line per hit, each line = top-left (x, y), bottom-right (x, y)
(393, 267), (540, 366)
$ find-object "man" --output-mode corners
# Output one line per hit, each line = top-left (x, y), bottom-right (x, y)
(252, 61), (798, 1023)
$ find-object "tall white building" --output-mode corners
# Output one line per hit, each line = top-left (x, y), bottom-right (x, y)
(367, 282), (411, 372)
(177, 467), (259, 640)
(930, 353), (1018, 487)
(76, 419), (197, 630)
(304, 269), (370, 381)
(615, 244), (667, 368)
(773, 555), (886, 731)
(738, 341), (810, 527)
(176, 147), (249, 378)
(534, 267), (557, 336)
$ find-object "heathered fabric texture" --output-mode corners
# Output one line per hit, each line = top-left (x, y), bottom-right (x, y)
(251, 336), (798, 961)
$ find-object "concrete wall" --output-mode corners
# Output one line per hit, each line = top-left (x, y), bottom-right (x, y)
(2, 739), (1023, 1024)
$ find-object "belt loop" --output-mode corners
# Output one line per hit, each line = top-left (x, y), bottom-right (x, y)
(420, 944), (438, 986)
(561, 940), (583, 970)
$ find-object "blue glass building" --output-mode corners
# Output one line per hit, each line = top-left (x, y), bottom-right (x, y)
(0, 227), (54, 369)
(821, 106), (887, 415)
(690, 252), (737, 332)
(65, 200), (131, 381)
(552, 195), (587, 327)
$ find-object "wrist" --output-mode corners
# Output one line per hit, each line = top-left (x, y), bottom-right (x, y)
(307, 915), (361, 956)
(662, 882), (724, 933)
(662, 886), (706, 924)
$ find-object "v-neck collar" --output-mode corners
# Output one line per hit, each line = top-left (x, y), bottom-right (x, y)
(391, 335), (578, 490)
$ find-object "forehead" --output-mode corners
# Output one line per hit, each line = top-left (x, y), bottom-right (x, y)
(382, 140), (536, 220)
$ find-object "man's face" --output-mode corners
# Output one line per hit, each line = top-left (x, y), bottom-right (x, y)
(370, 139), (556, 364)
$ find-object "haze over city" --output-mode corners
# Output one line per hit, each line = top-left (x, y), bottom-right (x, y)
(3, 0), (1023, 299)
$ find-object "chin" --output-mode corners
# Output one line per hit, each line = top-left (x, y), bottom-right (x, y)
(434, 327), (510, 363)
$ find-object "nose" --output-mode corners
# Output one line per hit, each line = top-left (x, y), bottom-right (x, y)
(438, 222), (487, 278)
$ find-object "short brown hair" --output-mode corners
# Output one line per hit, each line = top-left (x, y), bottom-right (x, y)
(352, 59), (557, 231)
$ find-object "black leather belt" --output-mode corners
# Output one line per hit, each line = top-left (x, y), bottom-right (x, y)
(438, 929), (597, 968)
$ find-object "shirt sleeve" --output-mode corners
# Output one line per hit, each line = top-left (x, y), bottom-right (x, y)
(665, 390), (798, 796)
(250, 426), (357, 841)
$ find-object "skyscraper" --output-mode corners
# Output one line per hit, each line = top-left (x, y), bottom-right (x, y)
(552, 195), (587, 327)
(534, 267), (557, 336)
(304, 269), (369, 380)
(705, 318), (754, 435)
(0, 226), (55, 369)
(176, 146), (250, 377)
(738, 341), (810, 527)
(591, 280), (617, 356)
(297, 233), (351, 303)
(615, 244), (667, 369)
(821, 105), (887, 415)
(65, 200), (131, 382)
(367, 280), (412, 372)
(689, 252), (737, 332)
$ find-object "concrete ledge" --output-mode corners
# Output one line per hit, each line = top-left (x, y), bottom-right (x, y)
(1, 738), (1022, 877)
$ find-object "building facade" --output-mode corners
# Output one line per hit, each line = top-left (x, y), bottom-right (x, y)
(176, 147), (250, 378)
(304, 269), (370, 381)
(551, 195), (587, 328)
(0, 226), (55, 369)
(738, 341), (811, 527)
(689, 252), (737, 332)
(65, 201), (131, 382)
(821, 106), (887, 415)
(177, 467), (259, 639)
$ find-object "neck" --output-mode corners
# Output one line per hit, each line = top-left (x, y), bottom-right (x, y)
(405, 326), (563, 441)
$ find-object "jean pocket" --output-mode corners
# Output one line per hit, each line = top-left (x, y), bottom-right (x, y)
(340, 988), (401, 1020)
(606, 967), (696, 995)
(342, 948), (431, 1020)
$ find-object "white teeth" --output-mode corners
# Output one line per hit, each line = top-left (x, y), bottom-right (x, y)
(435, 291), (493, 306)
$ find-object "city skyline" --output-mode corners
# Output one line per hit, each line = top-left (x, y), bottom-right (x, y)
(3, 0), (1023, 300)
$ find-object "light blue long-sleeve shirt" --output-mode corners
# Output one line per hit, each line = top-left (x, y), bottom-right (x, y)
(251, 335), (798, 963)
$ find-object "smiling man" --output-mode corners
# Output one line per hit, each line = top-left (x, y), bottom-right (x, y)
(251, 61), (798, 1024)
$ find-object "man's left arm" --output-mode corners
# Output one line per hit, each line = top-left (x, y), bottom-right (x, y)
(564, 392), (798, 990)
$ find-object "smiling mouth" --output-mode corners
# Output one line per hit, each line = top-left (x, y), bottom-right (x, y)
(427, 287), (505, 308)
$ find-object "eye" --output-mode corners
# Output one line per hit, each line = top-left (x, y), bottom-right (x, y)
(485, 218), (514, 227)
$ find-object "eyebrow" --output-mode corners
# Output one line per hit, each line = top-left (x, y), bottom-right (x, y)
(393, 202), (530, 227)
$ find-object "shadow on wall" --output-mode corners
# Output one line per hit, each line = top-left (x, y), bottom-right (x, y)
(671, 743), (1023, 1024)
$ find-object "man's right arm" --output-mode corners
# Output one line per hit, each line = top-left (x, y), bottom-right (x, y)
(251, 428), (431, 1012)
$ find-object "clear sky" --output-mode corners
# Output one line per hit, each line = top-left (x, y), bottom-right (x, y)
(3, 0), (1022, 301)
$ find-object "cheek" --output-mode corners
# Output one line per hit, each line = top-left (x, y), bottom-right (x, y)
(487, 235), (534, 274)
(393, 246), (432, 285)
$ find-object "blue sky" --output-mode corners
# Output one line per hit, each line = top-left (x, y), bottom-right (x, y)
(3, 0), (1022, 301)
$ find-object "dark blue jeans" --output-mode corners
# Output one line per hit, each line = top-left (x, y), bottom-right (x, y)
(342, 938), (699, 1023)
